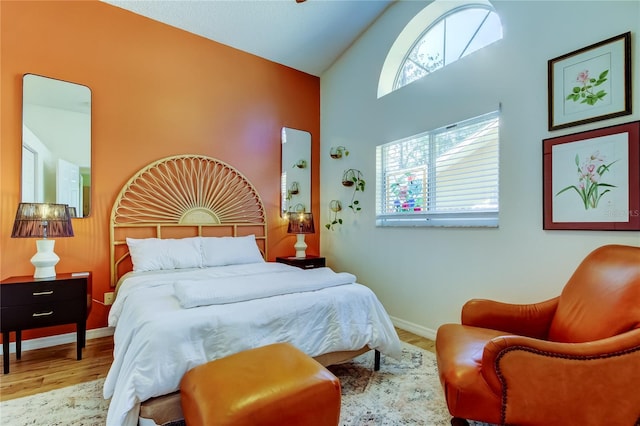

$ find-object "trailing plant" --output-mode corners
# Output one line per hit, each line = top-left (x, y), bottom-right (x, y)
(325, 200), (343, 230)
(342, 169), (365, 212)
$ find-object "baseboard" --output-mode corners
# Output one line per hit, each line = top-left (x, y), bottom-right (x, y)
(1, 327), (114, 355)
(390, 316), (437, 341)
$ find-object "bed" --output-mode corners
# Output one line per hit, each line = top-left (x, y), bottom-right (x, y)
(104, 155), (402, 426)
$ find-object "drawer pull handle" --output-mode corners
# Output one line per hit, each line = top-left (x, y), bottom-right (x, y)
(32, 311), (53, 317)
(33, 291), (54, 296)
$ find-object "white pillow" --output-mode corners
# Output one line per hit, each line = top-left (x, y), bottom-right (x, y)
(126, 237), (203, 272)
(200, 235), (265, 267)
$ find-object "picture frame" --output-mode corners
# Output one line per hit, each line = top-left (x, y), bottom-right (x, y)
(543, 121), (639, 230)
(548, 32), (631, 131)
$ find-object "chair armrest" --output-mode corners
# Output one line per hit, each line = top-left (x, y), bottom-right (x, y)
(479, 329), (640, 425)
(461, 297), (558, 339)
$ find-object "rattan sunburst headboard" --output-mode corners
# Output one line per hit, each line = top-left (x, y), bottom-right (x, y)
(110, 155), (267, 287)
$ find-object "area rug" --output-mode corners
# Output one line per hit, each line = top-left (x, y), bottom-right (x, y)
(330, 344), (451, 425)
(0, 343), (492, 426)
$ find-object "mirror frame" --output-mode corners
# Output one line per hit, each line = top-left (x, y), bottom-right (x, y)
(22, 74), (91, 217)
(281, 127), (311, 218)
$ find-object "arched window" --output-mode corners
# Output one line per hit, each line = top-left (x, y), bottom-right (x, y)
(378, 1), (502, 97)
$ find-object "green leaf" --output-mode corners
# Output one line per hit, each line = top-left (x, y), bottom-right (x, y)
(598, 160), (618, 174)
(596, 189), (612, 203)
(598, 69), (609, 79)
(556, 185), (578, 196)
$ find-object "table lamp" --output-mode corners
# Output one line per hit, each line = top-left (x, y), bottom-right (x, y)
(11, 203), (74, 278)
(287, 212), (315, 258)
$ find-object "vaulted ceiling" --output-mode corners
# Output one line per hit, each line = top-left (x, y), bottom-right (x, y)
(102, 0), (395, 76)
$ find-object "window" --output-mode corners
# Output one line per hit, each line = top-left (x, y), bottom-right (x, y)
(395, 5), (502, 90)
(378, 1), (502, 98)
(376, 111), (499, 227)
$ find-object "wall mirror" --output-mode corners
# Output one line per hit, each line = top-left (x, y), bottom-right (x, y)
(22, 74), (91, 217)
(281, 127), (311, 218)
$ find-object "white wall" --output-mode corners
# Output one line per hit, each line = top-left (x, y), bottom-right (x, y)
(320, 0), (640, 339)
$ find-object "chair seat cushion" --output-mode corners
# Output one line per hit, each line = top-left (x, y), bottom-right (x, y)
(436, 324), (504, 424)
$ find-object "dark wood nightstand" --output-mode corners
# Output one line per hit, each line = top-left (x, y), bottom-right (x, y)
(276, 255), (326, 269)
(0, 272), (92, 374)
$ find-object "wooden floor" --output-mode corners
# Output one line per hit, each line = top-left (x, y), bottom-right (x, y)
(0, 328), (434, 402)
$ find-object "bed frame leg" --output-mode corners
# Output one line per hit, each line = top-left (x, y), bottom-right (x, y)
(374, 349), (380, 371)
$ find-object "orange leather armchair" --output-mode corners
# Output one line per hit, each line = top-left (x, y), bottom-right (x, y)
(436, 244), (640, 426)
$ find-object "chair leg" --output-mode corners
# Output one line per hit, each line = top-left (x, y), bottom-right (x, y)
(451, 418), (470, 426)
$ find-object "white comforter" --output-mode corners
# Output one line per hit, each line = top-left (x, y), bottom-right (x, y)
(103, 262), (401, 426)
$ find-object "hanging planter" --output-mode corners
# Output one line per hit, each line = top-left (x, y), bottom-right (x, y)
(329, 199), (342, 212)
(285, 202), (306, 220)
(342, 169), (365, 190)
(289, 181), (300, 195)
(342, 169), (355, 187)
(330, 146), (349, 159)
(341, 169), (365, 212)
(325, 200), (343, 230)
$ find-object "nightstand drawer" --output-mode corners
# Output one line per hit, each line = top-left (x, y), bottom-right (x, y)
(1, 300), (82, 330)
(0, 280), (84, 307)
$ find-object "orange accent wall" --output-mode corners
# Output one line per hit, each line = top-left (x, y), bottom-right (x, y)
(0, 0), (320, 338)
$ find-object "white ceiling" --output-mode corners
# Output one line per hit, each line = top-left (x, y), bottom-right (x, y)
(102, 0), (395, 76)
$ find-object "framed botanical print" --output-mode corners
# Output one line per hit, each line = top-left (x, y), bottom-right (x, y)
(548, 32), (631, 131)
(543, 121), (639, 230)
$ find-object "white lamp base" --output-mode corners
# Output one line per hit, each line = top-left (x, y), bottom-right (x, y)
(294, 234), (307, 258)
(31, 239), (59, 279)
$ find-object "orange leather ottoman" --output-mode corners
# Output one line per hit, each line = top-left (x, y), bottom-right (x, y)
(180, 342), (341, 426)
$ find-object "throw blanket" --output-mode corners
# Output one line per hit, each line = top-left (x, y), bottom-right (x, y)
(174, 267), (356, 308)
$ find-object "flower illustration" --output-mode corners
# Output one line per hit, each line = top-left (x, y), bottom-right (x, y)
(555, 151), (618, 210)
(566, 69), (609, 105)
(576, 70), (590, 84)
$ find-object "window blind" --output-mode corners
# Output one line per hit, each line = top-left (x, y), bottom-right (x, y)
(376, 111), (499, 227)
